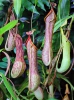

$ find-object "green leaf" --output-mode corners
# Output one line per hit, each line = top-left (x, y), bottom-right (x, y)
(0, 20), (18, 35)
(2, 57), (14, 63)
(0, 0), (10, 6)
(0, 73), (17, 100)
(0, 49), (4, 52)
(17, 78), (28, 95)
(24, 0), (39, 14)
(0, 2), (3, 6)
(17, 97), (20, 100)
(57, 73), (74, 90)
(0, 36), (3, 45)
(54, 14), (74, 33)
(0, 62), (7, 68)
(0, 70), (5, 74)
(0, 83), (9, 98)
(38, 60), (46, 82)
(42, 0), (50, 7)
(52, 32), (60, 52)
(57, 0), (70, 20)
(35, 0), (38, 6)
(37, 0), (46, 11)
(2, 57), (8, 63)
(54, 78), (61, 91)
(47, 98), (58, 100)
(13, 0), (22, 18)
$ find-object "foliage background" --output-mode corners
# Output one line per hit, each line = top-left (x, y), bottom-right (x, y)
(0, 0), (74, 100)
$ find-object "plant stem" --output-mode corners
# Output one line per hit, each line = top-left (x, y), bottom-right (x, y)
(31, 6), (35, 43)
(49, 84), (54, 98)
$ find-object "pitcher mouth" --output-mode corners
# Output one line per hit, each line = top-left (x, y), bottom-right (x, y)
(44, 8), (56, 22)
(26, 35), (38, 50)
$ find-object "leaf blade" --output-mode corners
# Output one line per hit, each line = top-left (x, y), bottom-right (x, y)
(0, 20), (18, 35)
(0, 36), (3, 45)
(54, 14), (74, 33)
(0, 73), (17, 100)
(57, 0), (70, 20)
(0, 62), (7, 68)
(13, 0), (22, 17)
